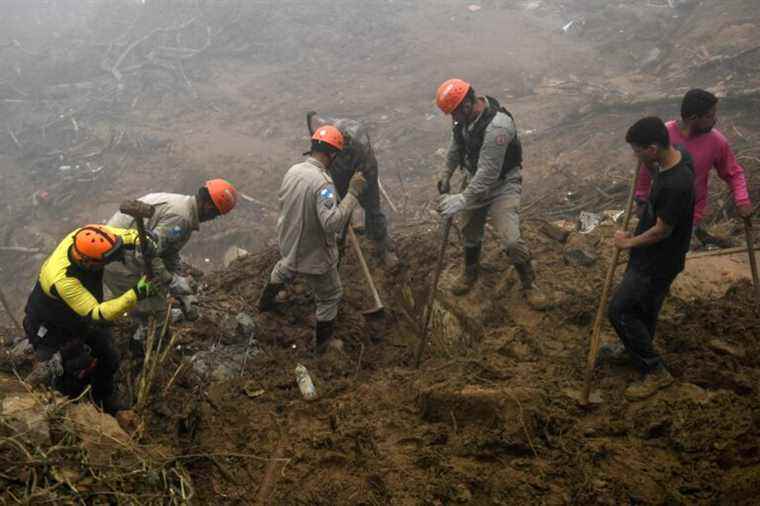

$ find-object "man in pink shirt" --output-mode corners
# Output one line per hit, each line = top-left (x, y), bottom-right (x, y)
(634, 89), (752, 247)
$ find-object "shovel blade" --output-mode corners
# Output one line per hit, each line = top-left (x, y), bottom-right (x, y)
(362, 306), (385, 344)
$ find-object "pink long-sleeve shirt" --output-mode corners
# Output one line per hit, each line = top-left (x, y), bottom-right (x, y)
(635, 120), (750, 225)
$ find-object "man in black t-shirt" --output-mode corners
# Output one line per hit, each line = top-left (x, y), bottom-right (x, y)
(600, 117), (695, 401)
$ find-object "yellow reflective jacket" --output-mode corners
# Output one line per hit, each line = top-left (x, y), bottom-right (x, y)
(25, 226), (141, 333)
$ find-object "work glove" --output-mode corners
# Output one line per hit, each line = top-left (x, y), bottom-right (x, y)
(437, 174), (451, 195)
(133, 276), (158, 300)
(169, 274), (194, 296)
(437, 193), (466, 217)
(348, 172), (367, 198)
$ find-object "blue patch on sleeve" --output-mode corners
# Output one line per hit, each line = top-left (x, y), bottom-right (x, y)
(168, 225), (184, 238)
(319, 186), (336, 209)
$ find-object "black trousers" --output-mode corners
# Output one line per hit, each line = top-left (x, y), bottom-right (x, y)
(24, 317), (120, 402)
(333, 168), (388, 243)
(607, 268), (676, 373)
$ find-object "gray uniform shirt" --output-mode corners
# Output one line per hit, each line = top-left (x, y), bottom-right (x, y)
(276, 157), (358, 274)
(444, 102), (519, 209)
(107, 192), (199, 283)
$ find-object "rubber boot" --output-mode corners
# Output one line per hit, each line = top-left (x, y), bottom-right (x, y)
(257, 282), (284, 312)
(99, 392), (130, 416)
(515, 261), (549, 310)
(314, 320), (337, 355)
(451, 245), (481, 296)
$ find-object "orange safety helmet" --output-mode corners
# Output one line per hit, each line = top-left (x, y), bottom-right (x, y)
(436, 78), (471, 114)
(71, 225), (123, 263)
(311, 125), (344, 151)
(205, 179), (238, 215)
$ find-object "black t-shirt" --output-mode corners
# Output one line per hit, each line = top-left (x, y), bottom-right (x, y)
(629, 148), (695, 279)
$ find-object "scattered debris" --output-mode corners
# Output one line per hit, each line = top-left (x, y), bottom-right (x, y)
(578, 211), (602, 234)
(540, 220), (570, 243)
(564, 248), (598, 267)
(223, 246), (249, 268)
(707, 339), (746, 358)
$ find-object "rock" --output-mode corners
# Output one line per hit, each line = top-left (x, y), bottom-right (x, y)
(220, 312), (257, 345)
(707, 339), (745, 359)
(211, 364), (236, 382)
(115, 410), (139, 435)
(223, 246), (249, 268)
(539, 221), (570, 243)
(1, 394), (51, 444)
(564, 248), (598, 267)
(65, 403), (132, 465)
(454, 483), (472, 503)
(236, 312), (256, 338)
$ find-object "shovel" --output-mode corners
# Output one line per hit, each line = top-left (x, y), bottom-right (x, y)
(414, 216), (452, 368)
(581, 162), (641, 405)
(346, 224), (385, 342)
(743, 217), (760, 301)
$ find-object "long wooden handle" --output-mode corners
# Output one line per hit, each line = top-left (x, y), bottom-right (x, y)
(0, 285), (23, 342)
(415, 217), (452, 368)
(581, 164), (641, 404)
(134, 217), (154, 279)
(744, 217), (760, 300)
(347, 225), (383, 310)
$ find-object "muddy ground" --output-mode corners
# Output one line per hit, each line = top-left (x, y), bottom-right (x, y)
(1, 0), (760, 504)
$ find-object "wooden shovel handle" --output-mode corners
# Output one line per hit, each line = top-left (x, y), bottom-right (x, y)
(581, 163), (641, 404)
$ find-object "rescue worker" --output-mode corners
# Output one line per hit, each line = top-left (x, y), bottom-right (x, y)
(603, 117), (695, 400)
(23, 225), (158, 414)
(434, 78), (547, 308)
(634, 89), (752, 248)
(258, 125), (367, 352)
(104, 179), (238, 336)
(306, 111), (399, 268)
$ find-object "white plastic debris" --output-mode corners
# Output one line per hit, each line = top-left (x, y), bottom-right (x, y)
(578, 211), (602, 234)
(467, 4), (482, 12)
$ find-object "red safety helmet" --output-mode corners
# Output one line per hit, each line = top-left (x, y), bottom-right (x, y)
(436, 78), (471, 114)
(71, 225), (123, 263)
(205, 179), (238, 215)
(311, 125), (344, 151)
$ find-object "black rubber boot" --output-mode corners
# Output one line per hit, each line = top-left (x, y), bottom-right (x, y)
(99, 392), (130, 416)
(515, 261), (549, 310)
(257, 282), (284, 312)
(314, 320), (336, 355)
(451, 244), (481, 296)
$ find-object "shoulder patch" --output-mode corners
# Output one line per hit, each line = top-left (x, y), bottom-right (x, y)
(490, 111), (514, 129)
(319, 186), (337, 209)
(168, 225), (184, 238)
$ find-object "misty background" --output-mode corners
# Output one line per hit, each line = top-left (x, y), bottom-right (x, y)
(1, 0), (758, 326)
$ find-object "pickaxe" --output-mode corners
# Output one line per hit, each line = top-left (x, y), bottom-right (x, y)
(119, 200), (156, 279)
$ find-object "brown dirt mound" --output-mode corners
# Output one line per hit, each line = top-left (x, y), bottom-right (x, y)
(96, 223), (759, 505)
